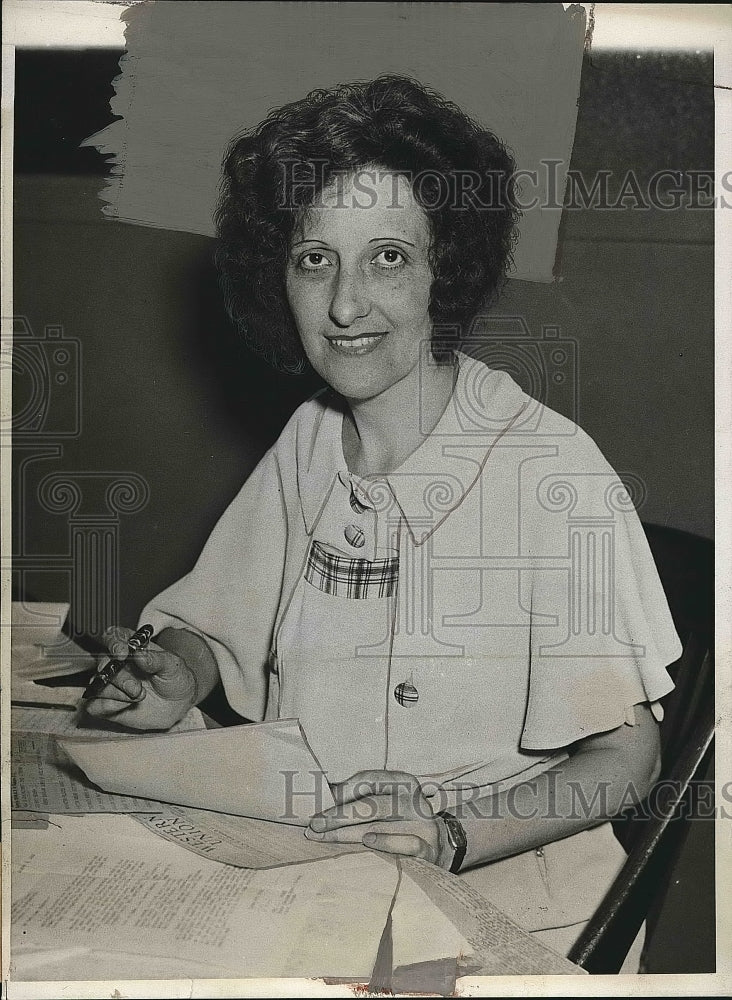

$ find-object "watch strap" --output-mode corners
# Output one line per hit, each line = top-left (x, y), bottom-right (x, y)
(437, 810), (467, 874)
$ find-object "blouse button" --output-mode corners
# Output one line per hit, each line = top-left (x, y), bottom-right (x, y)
(349, 488), (370, 514)
(394, 681), (419, 707)
(344, 524), (365, 548)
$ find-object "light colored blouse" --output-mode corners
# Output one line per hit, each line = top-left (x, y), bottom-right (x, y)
(141, 350), (682, 942)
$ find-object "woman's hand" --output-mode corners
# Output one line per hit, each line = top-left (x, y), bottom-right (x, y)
(82, 625), (198, 730)
(305, 769), (450, 867)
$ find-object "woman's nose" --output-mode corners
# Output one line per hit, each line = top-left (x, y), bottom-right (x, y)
(328, 269), (370, 327)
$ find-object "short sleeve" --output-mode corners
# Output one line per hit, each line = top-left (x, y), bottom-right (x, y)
(518, 435), (683, 751)
(139, 447), (288, 722)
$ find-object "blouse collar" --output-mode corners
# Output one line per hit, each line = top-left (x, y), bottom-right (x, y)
(298, 352), (529, 545)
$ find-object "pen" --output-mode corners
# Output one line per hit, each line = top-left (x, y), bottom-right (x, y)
(82, 624), (154, 701)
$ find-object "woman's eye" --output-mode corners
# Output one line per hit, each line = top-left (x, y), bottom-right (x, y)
(372, 248), (406, 269)
(299, 252), (331, 271)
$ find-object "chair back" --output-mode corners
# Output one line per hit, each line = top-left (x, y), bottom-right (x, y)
(644, 523), (714, 769)
(569, 522), (714, 972)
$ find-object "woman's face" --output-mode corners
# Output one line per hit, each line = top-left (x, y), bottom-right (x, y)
(285, 171), (434, 402)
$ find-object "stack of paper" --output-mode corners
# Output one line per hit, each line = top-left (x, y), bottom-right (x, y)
(11, 813), (402, 981)
(11, 601), (96, 706)
(11, 720), (366, 868)
(10, 714), (585, 984)
(11, 703), (206, 737)
(11, 812), (581, 986)
(12, 731), (169, 814)
(59, 718), (335, 825)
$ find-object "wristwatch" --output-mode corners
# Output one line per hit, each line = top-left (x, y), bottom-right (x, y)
(437, 810), (467, 874)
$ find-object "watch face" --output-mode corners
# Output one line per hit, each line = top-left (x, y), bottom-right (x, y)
(438, 812), (467, 872)
(441, 813), (467, 849)
(444, 820), (459, 850)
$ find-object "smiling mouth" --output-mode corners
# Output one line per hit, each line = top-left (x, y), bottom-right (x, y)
(325, 333), (388, 356)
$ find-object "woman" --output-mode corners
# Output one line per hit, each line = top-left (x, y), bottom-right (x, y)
(86, 76), (682, 966)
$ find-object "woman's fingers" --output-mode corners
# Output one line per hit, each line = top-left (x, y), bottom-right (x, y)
(312, 796), (376, 830)
(83, 695), (136, 718)
(331, 769), (422, 806)
(82, 628), (195, 730)
(306, 821), (381, 843)
(125, 648), (197, 704)
(313, 771), (432, 833)
(308, 774), (443, 864)
(95, 626), (137, 696)
(362, 832), (433, 861)
(98, 667), (145, 702)
(90, 639), (181, 703)
(102, 625), (135, 659)
(126, 645), (181, 677)
(100, 628), (167, 676)
(307, 819), (407, 844)
(305, 821), (439, 863)
(310, 793), (411, 831)
(85, 642), (195, 727)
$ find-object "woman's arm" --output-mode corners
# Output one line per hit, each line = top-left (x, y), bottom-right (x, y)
(459, 701), (661, 868)
(306, 703), (662, 870)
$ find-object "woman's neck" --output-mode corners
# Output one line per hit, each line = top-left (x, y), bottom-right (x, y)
(342, 357), (457, 477)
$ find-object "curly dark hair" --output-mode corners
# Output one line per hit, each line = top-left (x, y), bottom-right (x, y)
(215, 75), (520, 372)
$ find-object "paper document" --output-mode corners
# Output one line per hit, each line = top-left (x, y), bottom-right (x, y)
(401, 858), (585, 976)
(60, 718), (334, 824)
(12, 706), (85, 735)
(132, 803), (364, 868)
(11, 645), (92, 680)
(11, 703), (206, 737)
(11, 602), (96, 683)
(11, 731), (168, 814)
(11, 683), (83, 709)
(12, 813), (400, 981)
(390, 867), (473, 970)
(11, 600), (70, 649)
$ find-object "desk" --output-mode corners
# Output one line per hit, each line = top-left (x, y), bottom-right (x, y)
(9, 701), (404, 983)
(9, 686), (583, 989)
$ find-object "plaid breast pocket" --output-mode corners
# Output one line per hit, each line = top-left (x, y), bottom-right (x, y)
(304, 540), (398, 599)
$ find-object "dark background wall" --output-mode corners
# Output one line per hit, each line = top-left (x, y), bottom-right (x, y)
(12, 49), (714, 974)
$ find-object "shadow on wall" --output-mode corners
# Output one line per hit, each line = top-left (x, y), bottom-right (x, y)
(181, 243), (324, 451)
